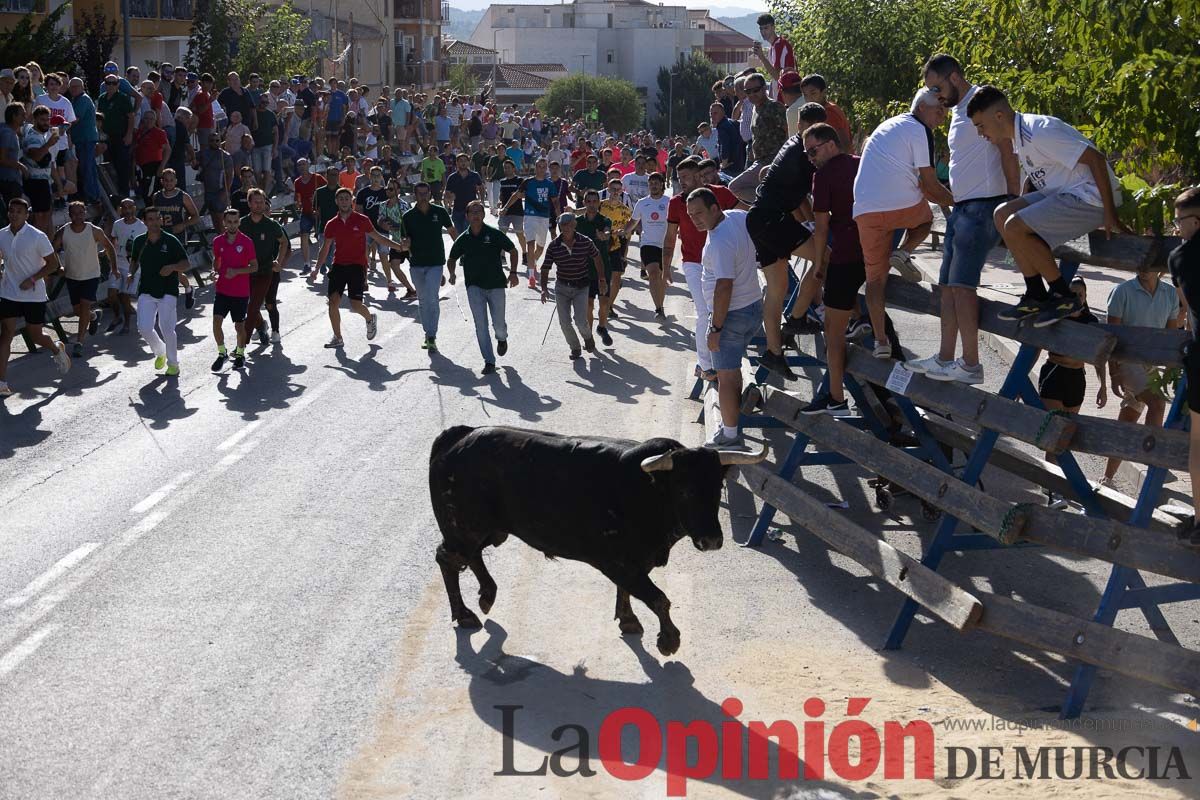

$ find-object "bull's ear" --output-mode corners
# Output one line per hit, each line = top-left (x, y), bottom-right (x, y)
(714, 442), (768, 465)
(640, 451), (675, 472)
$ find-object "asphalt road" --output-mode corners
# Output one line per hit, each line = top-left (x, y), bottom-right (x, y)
(1, 223), (1196, 800)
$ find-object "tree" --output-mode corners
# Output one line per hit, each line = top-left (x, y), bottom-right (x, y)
(538, 74), (642, 134)
(72, 8), (120, 95)
(653, 53), (724, 138)
(0, 4), (74, 75)
(447, 63), (475, 97)
(186, 0), (325, 82)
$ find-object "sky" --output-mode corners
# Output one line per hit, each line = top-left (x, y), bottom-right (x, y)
(449, 0), (768, 12)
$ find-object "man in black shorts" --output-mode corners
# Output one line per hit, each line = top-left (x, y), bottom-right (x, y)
(574, 189), (614, 344)
(745, 126), (828, 380)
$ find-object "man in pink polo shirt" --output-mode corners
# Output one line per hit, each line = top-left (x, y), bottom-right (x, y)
(210, 208), (258, 371)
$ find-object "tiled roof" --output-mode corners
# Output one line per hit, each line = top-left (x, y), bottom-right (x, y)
(465, 64), (553, 90)
(446, 39), (498, 56)
(507, 63), (569, 73)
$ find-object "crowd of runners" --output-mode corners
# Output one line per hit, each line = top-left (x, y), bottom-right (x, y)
(0, 18), (1198, 535)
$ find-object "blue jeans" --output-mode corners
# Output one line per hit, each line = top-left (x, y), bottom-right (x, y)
(712, 299), (764, 371)
(938, 197), (1004, 288)
(410, 265), (443, 338)
(466, 285), (507, 364)
(76, 141), (101, 202)
(452, 211), (468, 235)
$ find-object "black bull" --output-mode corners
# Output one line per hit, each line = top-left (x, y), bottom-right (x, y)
(430, 425), (765, 655)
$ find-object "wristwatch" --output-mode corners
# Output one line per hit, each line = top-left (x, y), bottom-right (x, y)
(708, 324), (723, 333)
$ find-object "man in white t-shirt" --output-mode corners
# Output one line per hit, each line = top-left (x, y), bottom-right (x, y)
(621, 155), (651, 203)
(107, 197), (147, 334)
(0, 197), (72, 395)
(626, 172), (672, 318)
(969, 84), (1125, 327)
(688, 189), (764, 450)
(853, 88), (954, 359)
(906, 54), (1019, 385)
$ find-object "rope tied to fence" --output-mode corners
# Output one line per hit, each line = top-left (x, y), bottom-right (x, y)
(1033, 409), (1072, 448)
(998, 502), (1036, 543)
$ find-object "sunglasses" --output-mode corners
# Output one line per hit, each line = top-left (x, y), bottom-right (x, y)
(1173, 215), (1198, 229)
(804, 144), (826, 158)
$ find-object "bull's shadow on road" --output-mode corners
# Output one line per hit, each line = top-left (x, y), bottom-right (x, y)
(454, 621), (868, 800)
(216, 349), (309, 419)
(128, 376), (198, 429)
(566, 352), (672, 404)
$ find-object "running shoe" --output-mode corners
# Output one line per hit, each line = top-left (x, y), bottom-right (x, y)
(366, 313), (378, 340)
(1046, 491), (1069, 510)
(211, 352), (227, 372)
(72, 342), (83, 358)
(704, 428), (745, 450)
(889, 250), (922, 282)
(427, 337), (438, 353)
(584, 338), (596, 353)
(654, 308), (666, 320)
(324, 336), (344, 349)
(996, 294), (1043, 322)
(873, 342), (893, 359)
(165, 363), (180, 376)
(106, 315), (122, 333)
(905, 354), (950, 374)
(481, 362), (497, 375)
(927, 358), (984, 385)
(52, 344), (72, 374)
(232, 351), (245, 369)
(404, 287), (416, 299)
(154, 354), (167, 370)
(569, 349), (581, 360)
(782, 316), (822, 336)
(845, 316), (872, 340)
(596, 327), (612, 347)
(802, 393), (851, 417)
(0, 381), (12, 397)
(759, 349), (798, 381)
(497, 339), (508, 356)
(258, 323), (269, 345)
(88, 309), (103, 335)
(1033, 292), (1084, 328)
(270, 331), (281, 344)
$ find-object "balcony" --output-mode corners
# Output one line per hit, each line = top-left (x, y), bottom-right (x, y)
(393, 60), (443, 89)
(393, 0), (440, 20)
(0, 0), (45, 11)
(441, 1), (449, 20)
(160, 0), (192, 18)
(123, 0), (155, 18)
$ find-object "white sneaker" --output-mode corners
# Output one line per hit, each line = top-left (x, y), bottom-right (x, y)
(905, 354), (951, 374)
(889, 250), (922, 282)
(0, 381), (13, 397)
(270, 331), (281, 344)
(872, 342), (892, 359)
(52, 344), (72, 375)
(927, 358), (984, 385)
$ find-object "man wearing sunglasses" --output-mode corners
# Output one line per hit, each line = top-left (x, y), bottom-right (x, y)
(98, 74), (136, 200)
(728, 73), (787, 206)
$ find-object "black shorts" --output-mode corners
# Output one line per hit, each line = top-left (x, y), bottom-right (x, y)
(25, 180), (53, 213)
(328, 263), (366, 301)
(1038, 361), (1086, 409)
(213, 292), (249, 323)
(0, 298), (46, 325)
(66, 277), (101, 305)
(1184, 341), (1200, 413)
(639, 245), (663, 267)
(388, 247), (408, 263)
(823, 262), (866, 312)
(746, 204), (811, 267)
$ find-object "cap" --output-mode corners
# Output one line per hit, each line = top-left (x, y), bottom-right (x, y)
(49, 113), (66, 126)
(557, 212), (576, 225)
(0, 69), (15, 80)
(103, 63), (119, 74)
(778, 71), (802, 91)
(186, 72), (198, 81)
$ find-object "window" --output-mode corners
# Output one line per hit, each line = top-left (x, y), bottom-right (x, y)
(607, 12), (612, 27)
(606, 50), (614, 64)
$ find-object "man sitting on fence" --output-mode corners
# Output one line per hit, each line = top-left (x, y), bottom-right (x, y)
(1168, 186), (1200, 545)
(968, 85), (1125, 327)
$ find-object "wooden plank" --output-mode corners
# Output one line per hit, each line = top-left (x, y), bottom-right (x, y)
(760, 386), (1028, 541)
(976, 593), (1200, 696)
(1066, 411), (1189, 472)
(740, 463), (984, 631)
(1099, 324), (1189, 368)
(843, 348), (1077, 453)
(916, 412), (1182, 533)
(887, 281), (1117, 366)
(1055, 231), (1182, 272)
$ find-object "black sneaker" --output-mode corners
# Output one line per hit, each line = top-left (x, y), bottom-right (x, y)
(996, 294), (1044, 322)
(802, 393), (851, 416)
(1033, 291), (1084, 328)
(608, 308), (619, 320)
(782, 316), (822, 336)
(232, 352), (245, 369)
(845, 316), (872, 340)
(597, 326), (613, 346)
(584, 338), (596, 353)
(258, 323), (269, 345)
(184, 289), (195, 309)
(759, 349), (798, 381)
(88, 309), (102, 335)
(211, 352), (227, 372)
(497, 339), (507, 356)
(654, 307), (666, 320)
(569, 349), (581, 360)
(481, 362), (497, 374)
(640, 269), (648, 279)
(72, 342), (83, 358)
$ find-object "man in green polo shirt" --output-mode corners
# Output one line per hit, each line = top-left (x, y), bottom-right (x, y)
(129, 207), (189, 375)
(447, 200), (518, 374)
(308, 164), (340, 279)
(97, 74), (136, 198)
(572, 154), (607, 198)
(573, 188), (614, 346)
(240, 188), (290, 345)
(402, 181), (457, 351)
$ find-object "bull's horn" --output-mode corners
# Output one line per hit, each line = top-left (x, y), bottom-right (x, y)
(640, 452), (675, 472)
(716, 442), (768, 465)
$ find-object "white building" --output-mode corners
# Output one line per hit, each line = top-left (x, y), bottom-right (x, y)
(468, 0), (704, 97)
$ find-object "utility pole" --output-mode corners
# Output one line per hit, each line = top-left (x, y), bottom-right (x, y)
(668, 66), (674, 137)
(349, 11), (355, 80)
(122, 0), (132, 67)
(579, 53), (587, 124)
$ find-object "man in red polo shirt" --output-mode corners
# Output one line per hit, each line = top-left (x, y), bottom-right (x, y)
(753, 14), (795, 100)
(664, 157), (746, 381)
(292, 158), (326, 271)
(314, 187), (406, 349)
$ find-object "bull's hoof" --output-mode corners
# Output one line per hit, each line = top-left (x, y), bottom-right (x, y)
(478, 585), (497, 614)
(618, 617), (644, 636)
(455, 610), (483, 629)
(656, 629), (680, 656)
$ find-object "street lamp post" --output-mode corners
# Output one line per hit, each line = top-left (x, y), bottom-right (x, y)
(579, 54), (587, 124)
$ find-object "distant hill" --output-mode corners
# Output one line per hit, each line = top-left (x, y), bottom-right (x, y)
(716, 12), (762, 41)
(446, 6), (485, 41)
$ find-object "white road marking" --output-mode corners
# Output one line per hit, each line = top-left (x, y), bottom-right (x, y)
(0, 624), (59, 677)
(217, 437), (259, 467)
(215, 420), (262, 451)
(129, 471), (195, 514)
(3, 543), (102, 610)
